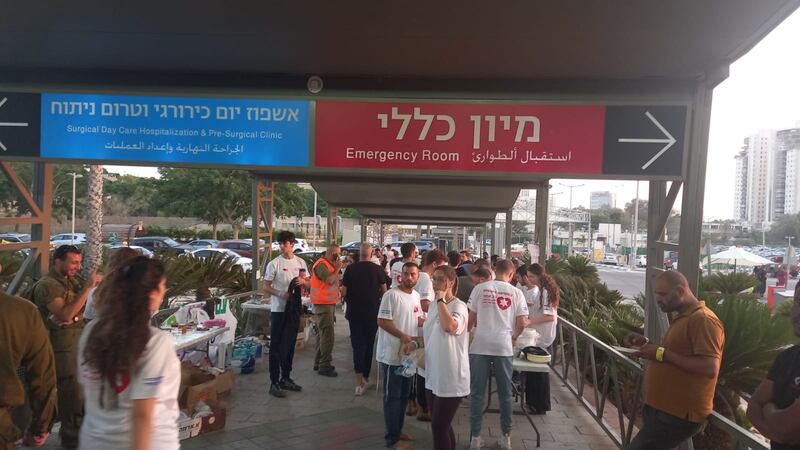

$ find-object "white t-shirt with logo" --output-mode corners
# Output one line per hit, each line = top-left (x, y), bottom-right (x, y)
(468, 280), (529, 357)
(529, 288), (558, 348)
(424, 299), (470, 397)
(265, 254), (308, 312)
(78, 321), (181, 450)
(376, 288), (422, 366)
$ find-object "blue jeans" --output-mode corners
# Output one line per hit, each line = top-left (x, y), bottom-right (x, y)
(469, 354), (513, 437)
(381, 363), (413, 446)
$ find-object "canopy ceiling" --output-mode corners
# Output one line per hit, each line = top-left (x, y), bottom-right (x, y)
(0, 1), (797, 88)
(311, 181), (521, 224)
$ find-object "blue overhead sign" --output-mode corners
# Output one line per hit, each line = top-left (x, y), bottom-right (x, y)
(40, 93), (310, 167)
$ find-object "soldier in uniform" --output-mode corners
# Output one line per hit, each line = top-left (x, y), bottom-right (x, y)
(1, 263), (57, 449)
(31, 245), (100, 449)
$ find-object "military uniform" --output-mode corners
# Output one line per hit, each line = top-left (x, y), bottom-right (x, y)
(32, 268), (86, 449)
(0, 292), (57, 450)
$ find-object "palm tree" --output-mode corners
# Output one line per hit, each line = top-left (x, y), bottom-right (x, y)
(83, 165), (104, 276)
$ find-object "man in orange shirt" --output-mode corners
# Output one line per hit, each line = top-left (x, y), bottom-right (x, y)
(310, 244), (343, 377)
(624, 270), (725, 450)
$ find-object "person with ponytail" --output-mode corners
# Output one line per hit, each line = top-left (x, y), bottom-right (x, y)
(77, 257), (180, 450)
(523, 263), (559, 415)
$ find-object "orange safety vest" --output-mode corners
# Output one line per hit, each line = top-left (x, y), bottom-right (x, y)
(310, 257), (339, 305)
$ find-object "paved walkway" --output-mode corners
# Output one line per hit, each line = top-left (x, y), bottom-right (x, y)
(42, 308), (619, 450)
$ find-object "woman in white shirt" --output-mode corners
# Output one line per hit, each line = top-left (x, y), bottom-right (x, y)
(408, 265), (469, 450)
(78, 257), (181, 450)
(523, 263), (560, 415)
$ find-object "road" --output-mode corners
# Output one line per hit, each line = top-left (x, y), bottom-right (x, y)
(593, 263), (798, 300)
(594, 264), (646, 299)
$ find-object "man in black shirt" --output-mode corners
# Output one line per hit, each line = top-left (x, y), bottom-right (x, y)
(342, 242), (391, 396)
(747, 284), (800, 449)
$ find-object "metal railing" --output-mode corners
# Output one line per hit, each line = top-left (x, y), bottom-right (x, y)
(550, 317), (769, 450)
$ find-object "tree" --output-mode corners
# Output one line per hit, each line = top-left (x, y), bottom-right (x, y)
(83, 165), (105, 275)
(589, 207), (625, 230)
(103, 174), (161, 216)
(274, 183), (307, 219)
(767, 212), (800, 245)
(301, 188), (360, 219)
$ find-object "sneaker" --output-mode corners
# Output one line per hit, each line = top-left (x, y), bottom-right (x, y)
(280, 378), (302, 392)
(499, 434), (512, 450)
(355, 385), (364, 396)
(269, 383), (286, 398)
(469, 436), (482, 449)
(318, 367), (338, 377)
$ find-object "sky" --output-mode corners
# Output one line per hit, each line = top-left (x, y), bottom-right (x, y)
(109, 9), (800, 220)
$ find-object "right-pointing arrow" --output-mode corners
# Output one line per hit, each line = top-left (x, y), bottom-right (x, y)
(617, 111), (677, 170)
(0, 97), (30, 151)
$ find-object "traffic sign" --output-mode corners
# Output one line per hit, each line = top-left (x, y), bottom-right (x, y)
(0, 92), (40, 158)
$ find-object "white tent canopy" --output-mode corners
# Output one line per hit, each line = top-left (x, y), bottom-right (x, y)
(709, 246), (773, 268)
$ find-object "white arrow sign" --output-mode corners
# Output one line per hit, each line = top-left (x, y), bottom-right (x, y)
(617, 111), (677, 170)
(0, 97), (30, 151)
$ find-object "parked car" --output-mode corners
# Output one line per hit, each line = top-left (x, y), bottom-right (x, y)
(413, 241), (436, 253)
(190, 248), (252, 271)
(219, 239), (266, 258)
(108, 244), (154, 258)
(131, 236), (187, 254)
(270, 238), (309, 253)
(602, 253), (619, 265)
(178, 239), (219, 251)
(50, 233), (87, 247)
(636, 255), (647, 267)
(0, 233), (31, 243)
(341, 241), (380, 254)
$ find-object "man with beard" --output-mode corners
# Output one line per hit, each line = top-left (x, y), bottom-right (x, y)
(624, 270), (725, 450)
(747, 283), (800, 449)
(31, 245), (100, 449)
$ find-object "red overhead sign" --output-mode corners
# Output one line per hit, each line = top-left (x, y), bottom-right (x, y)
(315, 101), (606, 174)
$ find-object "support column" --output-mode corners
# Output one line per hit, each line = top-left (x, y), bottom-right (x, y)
(679, 82), (714, 293)
(380, 222), (385, 246)
(251, 176), (274, 291)
(535, 182), (549, 266)
(360, 217), (367, 242)
(30, 163), (52, 279)
(505, 209), (513, 260)
(490, 219), (497, 257)
(327, 206), (339, 245)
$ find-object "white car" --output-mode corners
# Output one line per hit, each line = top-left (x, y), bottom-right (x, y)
(636, 255), (647, 267)
(108, 244), (154, 258)
(602, 253), (619, 265)
(270, 238), (309, 253)
(50, 233), (87, 247)
(190, 248), (252, 271)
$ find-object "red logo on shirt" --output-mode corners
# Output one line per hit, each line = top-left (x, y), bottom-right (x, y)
(496, 297), (512, 310)
(114, 373), (131, 393)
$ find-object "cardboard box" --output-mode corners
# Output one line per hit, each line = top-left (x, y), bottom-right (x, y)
(180, 365), (218, 413)
(215, 370), (235, 395)
(178, 416), (202, 440)
(199, 400), (227, 434)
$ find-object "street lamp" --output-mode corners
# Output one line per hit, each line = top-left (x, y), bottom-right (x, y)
(68, 172), (83, 244)
(559, 183), (584, 256)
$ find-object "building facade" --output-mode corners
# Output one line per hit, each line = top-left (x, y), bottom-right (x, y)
(733, 149), (748, 221)
(590, 191), (613, 209)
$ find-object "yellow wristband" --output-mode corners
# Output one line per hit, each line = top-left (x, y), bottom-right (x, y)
(655, 347), (665, 362)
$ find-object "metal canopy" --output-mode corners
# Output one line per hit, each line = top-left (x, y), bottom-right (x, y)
(1, 1), (797, 87)
(311, 181), (520, 224)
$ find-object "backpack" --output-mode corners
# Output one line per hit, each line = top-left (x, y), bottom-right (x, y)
(18, 277), (41, 303)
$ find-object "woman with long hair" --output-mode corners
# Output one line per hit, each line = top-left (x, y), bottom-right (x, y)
(78, 257), (180, 450)
(84, 246), (139, 320)
(409, 265), (470, 450)
(523, 263), (560, 414)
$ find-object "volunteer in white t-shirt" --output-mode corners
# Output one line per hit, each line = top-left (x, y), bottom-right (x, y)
(390, 242), (418, 288)
(411, 265), (469, 450)
(78, 257), (180, 450)
(467, 259), (529, 450)
(263, 231), (309, 398)
(376, 262), (422, 449)
(522, 263), (559, 415)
